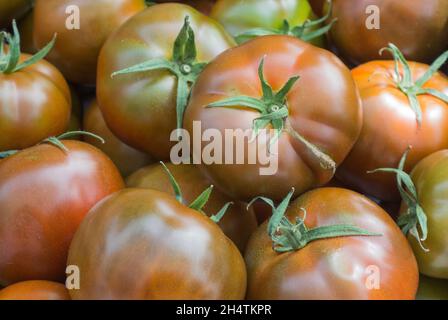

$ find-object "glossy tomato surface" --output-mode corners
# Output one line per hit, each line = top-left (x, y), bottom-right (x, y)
(0, 0), (32, 28)
(401, 150), (448, 279)
(184, 35), (362, 201)
(67, 188), (247, 300)
(0, 141), (124, 285)
(83, 100), (153, 177)
(126, 163), (258, 251)
(33, 0), (146, 85)
(328, 0), (448, 64)
(97, 3), (235, 160)
(337, 61), (448, 201)
(0, 281), (70, 300)
(0, 53), (71, 151)
(211, 0), (324, 46)
(156, 0), (216, 14)
(245, 188), (418, 299)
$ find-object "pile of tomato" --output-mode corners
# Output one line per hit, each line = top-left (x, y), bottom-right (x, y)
(0, 0), (447, 300)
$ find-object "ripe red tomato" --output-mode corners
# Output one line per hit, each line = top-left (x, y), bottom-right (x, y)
(67, 188), (247, 299)
(328, 0), (448, 65)
(245, 187), (418, 299)
(97, 3), (235, 160)
(0, 0), (32, 28)
(184, 35), (362, 201)
(337, 46), (448, 201)
(83, 100), (153, 177)
(0, 25), (71, 152)
(33, 0), (146, 85)
(0, 281), (70, 300)
(0, 140), (124, 285)
(126, 163), (258, 251)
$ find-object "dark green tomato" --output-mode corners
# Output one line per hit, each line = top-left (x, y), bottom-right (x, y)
(400, 150), (448, 279)
(0, 0), (32, 28)
(126, 163), (258, 252)
(328, 0), (448, 65)
(67, 188), (247, 300)
(97, 3), (235, 160)
(416, 275), (448, 300)
(211, 0), (324, 46)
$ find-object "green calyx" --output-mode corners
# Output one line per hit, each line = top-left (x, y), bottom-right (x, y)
(380, 43), (448, 127)
(234, 0), (336, 44)
(0, 131), (104, 158)
(368, 147), (429, 252)
(0, 20), (56, 74)
(111, 16), (206, 130)
(159, 162), (232, 223)
(247, 188), (381, 253)
(207, 57), (335, 171)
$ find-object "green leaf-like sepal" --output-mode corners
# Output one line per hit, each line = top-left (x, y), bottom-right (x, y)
(368, 147), (429, 251)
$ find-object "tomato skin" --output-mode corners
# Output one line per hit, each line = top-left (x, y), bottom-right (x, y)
(0, 0), (32, 28)
(245, 188), (418, 300)
(67, 188), (247, 300)
(83, 100), (153, 178)
(211, 0), (324, 46)
(0, 281), (70, 300)
(328, 0), (448, 65)
(33, 0), (146, 85)
(156, 0), (215, 14)
(337, 62), (448, 202)
(0, 141), (124, 286)
(184, 35), (362, 201)
(309, 0), (324, 15)
(126, 163), (258, 251)
(17, 10), (36, 54)
(0, 53), (71, 152)
(97, 3), (235, 160)
(401, 150), (448, 279)
(417, 275), (448, 300)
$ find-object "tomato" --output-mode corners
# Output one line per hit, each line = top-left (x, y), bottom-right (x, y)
(33, 0), (146, 85)
(245, 187), (418, 299)
(417, 275), (448, 300)
(126, 163), (258, 251)
(309, 0), (325, 15)
(17, 10), (36, 54)
(0, 140), (124, 285)
(67, 188), (247, 299)
(83, 100), (153, 177)
(156, 0), (216, 14)
(394, 150), (448, 279)
(328, 0), (448, 65)
(0, 0), (32, 28)
(0, 281), (70, 300)
(97, 3), (235, 160)
(184, 35), (362, 201)
(0, 24), (71, 152)
(211, 0), (327, 46)
(337, 46), (448, 202)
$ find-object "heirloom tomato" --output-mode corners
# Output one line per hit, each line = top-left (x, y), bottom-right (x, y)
(0, 0), (32, 28)
(68, 165), (246, 299)
(156, 0), (216, 14)
(211, 0), (329, 46)
(309, 0), (325, 15)
(17, 10), (36, 54)
(0, 139), (124, 285)
(417, 275), (448, 300)
(327, 0), (448, 65)
(245, 188), (418, 299)
(184, 35), (362, 201)
(83, 100), (153, 177)
(337, 45), (448, 201)
(33, 0), (146, 85)
(0, 281), (70, 300)
(97, 3), (235, 160)
(127, 162), (258, 251)
(0, 23), (71, 152)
